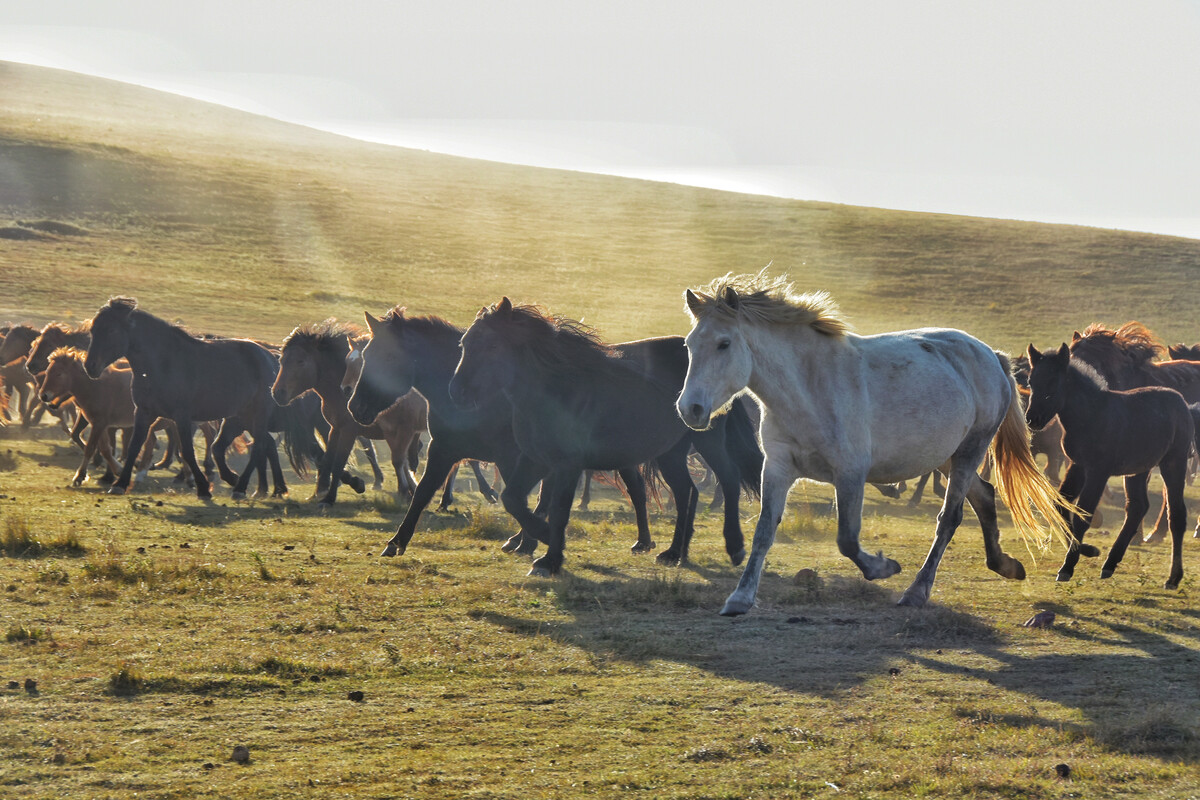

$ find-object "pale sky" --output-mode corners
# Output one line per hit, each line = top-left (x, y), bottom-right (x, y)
(4, 1), (1200, 239)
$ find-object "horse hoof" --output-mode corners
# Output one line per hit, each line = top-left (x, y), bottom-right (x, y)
(347, 478), (366, 494)
(1100, 569), (1114, 579)
(231, 491), (246, 501)
(317, 501), (332, 511)
(380, 542), (403, 558)
(729, 547), (746, 567)
(630, 540), (655, 555)
(719, 597), (752, 616)
(1078, 544), (1101, 558)
(1165, 579), (1181, 590)
(107, 485), (128, 496)
(500, 538), (521, 553)
(527, 565), (554, 578)
(372, 482), (384, 492)
(655, 550), (681, 566)
(896, 591), (928, 607)
(1055, 571), (1073, 582)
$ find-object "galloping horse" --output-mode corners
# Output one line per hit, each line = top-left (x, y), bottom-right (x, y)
(677, 272), (1071, 614)
(84, 297), (285, 499)
(448, 298), (762, 577)
(1026, 343), (1195, 589)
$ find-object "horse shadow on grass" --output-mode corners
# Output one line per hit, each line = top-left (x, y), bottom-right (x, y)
(476, 560), (1200, 760)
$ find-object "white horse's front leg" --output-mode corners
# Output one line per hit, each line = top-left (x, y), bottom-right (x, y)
(720, 462), (798, 616)
(835, 476), (902, 581)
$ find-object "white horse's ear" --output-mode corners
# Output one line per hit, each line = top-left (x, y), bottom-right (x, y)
(1071, 330), (1082, 342)
(722, 286), (739, 309)
(1027, 344), (1042, 364)
(684, 288), (704, 316)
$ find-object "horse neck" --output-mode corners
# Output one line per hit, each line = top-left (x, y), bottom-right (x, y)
(312, 340), (351, 399)
(406, 322), (465, 410)
(744, 323), (850, 414)
(1055, 366), (1109, 430)
(62, 359), (99, 402)
(123, 310), (193, 374)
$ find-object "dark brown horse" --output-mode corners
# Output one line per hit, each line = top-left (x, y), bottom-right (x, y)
(448, 298), (763, 577)
(1026, 343), (1196, 589)
(273, 320), (428, 505)
(84, 297), (285, 499)
(1070, 322), (1200, 540)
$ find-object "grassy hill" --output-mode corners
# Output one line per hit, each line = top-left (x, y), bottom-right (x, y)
(3, 60), (1199, 350)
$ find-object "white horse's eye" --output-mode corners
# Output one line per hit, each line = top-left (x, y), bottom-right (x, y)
(717, 339), (731, 351)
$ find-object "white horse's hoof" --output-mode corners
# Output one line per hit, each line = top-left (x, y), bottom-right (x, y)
(720, 595), (753, 616)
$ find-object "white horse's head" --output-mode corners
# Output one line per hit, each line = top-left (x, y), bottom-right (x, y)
(677, 286), (752, 430)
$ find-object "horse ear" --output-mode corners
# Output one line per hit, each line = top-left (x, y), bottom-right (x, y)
(684, 289), (704, 317)
(496, 297), (513, 317)
(722, 286), (739, 310)
(364, 312), (382, 334)
(1071, 330), (1082, 342)
(1027, 344), (1042, 365)
(1055, 343), (1071, 359)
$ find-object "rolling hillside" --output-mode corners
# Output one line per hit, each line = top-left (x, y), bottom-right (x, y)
(2, 60), (1199, 350)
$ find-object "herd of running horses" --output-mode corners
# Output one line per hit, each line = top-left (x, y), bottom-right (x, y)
(2, 271), (1198, 615)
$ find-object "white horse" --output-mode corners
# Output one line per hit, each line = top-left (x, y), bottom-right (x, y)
(677, 272), (1072, 614)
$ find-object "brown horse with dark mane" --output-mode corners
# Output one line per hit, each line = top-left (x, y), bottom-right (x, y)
(84, 297), (286, 499)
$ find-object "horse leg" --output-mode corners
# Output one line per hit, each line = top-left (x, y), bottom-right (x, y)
(965, 473), (1025, 580)
(438, 463), (458, 511)
(899, 454), (987, 607)
(108, 411), (153, 495)
(577, 470), (593, 511)
(907, 472), (932, 507)
(317, 427), (354, 506)
(264, 433), (288, 497)
(73, 427), (101, 486)
(388, 435), (415, 499)
(691, 432), (748, 565)
(1143, 479), (1170, 544)
(358, 437), (385, 491)
(1101, 472), (1153, 581)
(211, 420), (244, 487)
(69, 415), (88, 451)
(100, 427), (127, 483)
(470, 460), (500, 503)
(720, 457), (801, 616)
(654, 446), (700, 565)
(529, 468), (583, 578)
(835, 477), (902, 582)
(616, 467), (654, 555)
(381, 443), (460, 557)
(501, 457), (553, 555)
(1163, 461), (1188, 589)
(1055, 472), (1107, 582)
(173, 419), (213, 499)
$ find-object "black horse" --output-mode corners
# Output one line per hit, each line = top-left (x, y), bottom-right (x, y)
(1026, 343), (1196, 589)
(448, 297), (762, 577)
(84, 297), (286, 499)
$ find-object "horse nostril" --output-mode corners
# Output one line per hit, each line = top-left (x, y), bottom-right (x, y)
(342, 385), (353, 399)
(690, 403), (705, 421)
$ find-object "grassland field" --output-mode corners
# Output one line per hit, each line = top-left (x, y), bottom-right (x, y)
(1, 62), (1200, 799)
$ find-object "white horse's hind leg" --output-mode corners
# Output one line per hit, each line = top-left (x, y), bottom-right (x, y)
(898, 457), (978, 607)
(834, 477), (902, 581)
(720, 463), (797, 616)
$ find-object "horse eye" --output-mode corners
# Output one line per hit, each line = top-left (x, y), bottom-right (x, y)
(717, 339), (731, 351)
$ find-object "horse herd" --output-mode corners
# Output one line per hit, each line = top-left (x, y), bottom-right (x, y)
(2, 272), (1198, 615)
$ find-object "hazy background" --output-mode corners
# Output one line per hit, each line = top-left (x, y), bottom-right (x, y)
(4, 0), (1199, 239)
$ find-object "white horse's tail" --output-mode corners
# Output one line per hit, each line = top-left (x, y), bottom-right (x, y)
(990, 351), (1077, 552)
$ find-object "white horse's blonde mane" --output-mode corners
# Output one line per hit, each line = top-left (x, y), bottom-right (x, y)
(685, 271), (851, 337)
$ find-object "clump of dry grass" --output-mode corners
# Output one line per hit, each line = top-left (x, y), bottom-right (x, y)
(1094, 706), (1198, 756)
(0, 515), (85, 558)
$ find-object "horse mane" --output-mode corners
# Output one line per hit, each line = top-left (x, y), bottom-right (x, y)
(1075, 322), (1165, 365)
(1070, 358), (1109, 391)
(47, 346), (88, 366)
(283, 319), (363, 355)
(685, 270), (851, 337)
(479, 300), (614, 373)
(1168, 343), (1200, 362)
(381, 306), (465, 339)
(40, 320), (91, 336)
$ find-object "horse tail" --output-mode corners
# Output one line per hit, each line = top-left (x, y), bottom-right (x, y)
(725, 396), (763, 498)
(276, 404), (317, 479)
(989, 351), (1076, 552)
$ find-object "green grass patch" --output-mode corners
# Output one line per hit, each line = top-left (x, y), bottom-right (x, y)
(0, 515), (85, 558)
